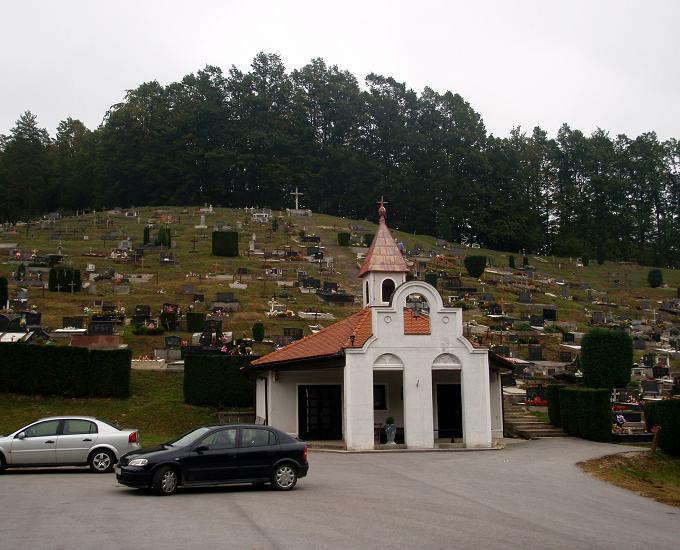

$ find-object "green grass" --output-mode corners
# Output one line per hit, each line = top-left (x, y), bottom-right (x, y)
(0, 371), (228, 443)
(528, 410), (550, 423)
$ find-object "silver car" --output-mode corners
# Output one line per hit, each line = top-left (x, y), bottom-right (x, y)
(0, 416), (140, 473)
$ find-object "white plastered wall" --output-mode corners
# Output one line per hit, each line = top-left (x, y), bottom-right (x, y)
(489, 370), (504, 439)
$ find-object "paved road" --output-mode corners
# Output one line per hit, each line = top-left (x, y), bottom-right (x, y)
(0, 439), (678, 549)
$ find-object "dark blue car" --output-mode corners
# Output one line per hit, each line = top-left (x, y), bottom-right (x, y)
(115, 425), (309, 495)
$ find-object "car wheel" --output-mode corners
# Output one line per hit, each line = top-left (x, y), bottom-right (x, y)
(271, 463), (297, 491)
(152, 466), (179, 496)
(88, 449), (115, 473)
(0, 454), (6, 473)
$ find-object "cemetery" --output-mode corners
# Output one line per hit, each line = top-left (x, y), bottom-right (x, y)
(0, 204), (679, 451)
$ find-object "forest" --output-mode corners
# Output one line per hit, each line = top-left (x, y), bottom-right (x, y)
(1, 52), (678, 266)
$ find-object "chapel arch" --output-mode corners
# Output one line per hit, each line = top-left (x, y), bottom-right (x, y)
(381, 278), (396, 303)
(403, 292), (430, 335)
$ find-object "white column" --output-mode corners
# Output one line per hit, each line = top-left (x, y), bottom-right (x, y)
(461, 358), (493, 448)
(343, 356), (375, 450)
(489, 371), (503, 439)
(403, 363), (434, 448)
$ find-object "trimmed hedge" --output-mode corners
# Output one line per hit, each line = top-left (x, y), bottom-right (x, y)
(547, 384), (564, 427)
(644, 400), (680, 456)
(0, 344), (130, 397)
(508, 255), (515, 269)
(212, 231), (239, 257)
(581, 328), (632, 389)
(184, 355), (254, 407)
(0, 276), (7, 307)
(186, 311), (206, 332)
(337, 232), (350, 246)
(252, 322), (264, 342)
(648, 268), (663, 288)
(558, 387), (610, 442)
(464, 255), (486, 278)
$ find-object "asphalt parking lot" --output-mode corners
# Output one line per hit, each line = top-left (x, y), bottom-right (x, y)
(0, 438), (678, 550)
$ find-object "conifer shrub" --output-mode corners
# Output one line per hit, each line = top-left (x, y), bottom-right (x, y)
(363, 233), (374, 246)
(337, 232), (350, 246)
(558, 387), (610, 442)
(0, 276), (8, 306)
(143, 225), (150, 245)
(547, 384), (564, 427)
(509, 255), (515, 269)
(212, 231), (239, 257)
(581, 328), (632, 389)
(522, 255), (529, 267)
(252, 322), (265, 342)
(464, 255), (486, 278)
(648, 269), (663, 288)
(424, 273), (438, 287)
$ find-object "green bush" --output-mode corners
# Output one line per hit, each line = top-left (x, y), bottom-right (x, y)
(143, 225), (150, 245)
(184, 355), (254, 407)
(581, 328), (632, 389)
(0, 344), (130, 397)
(508, 255), (515, 269)
(186, 312), (206, 332)
(424, 273), (438, 287)
(464, 255), (486, 278)
(363, 233), (374, 247)
(522, 255), (529, 267)
(155, 225), (172, 248)
(212, 231), (239, 257)
(337, 232), (350, 246)
(547, 384), (564, 427)
(252, 322), (265, 342)
(559, 387), (610, 442)
(644, 400), (680, 456)
(48, 267), (81, 292)
(647, 269), (663, 288)
(0, 276), (7, 307)
(48, 268), (57, 291)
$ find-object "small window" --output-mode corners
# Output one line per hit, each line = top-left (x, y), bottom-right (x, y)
(63, 420), (97, 435)
(365, 281), (369, 303)
(373, 385), (387, 411)
(199, 428), (237, 450)
(241, 428), (271, 448)
(381, 279), (395, 302)
(23, 420), (60, 438)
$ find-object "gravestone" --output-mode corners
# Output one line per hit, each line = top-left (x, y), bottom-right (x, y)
(652, 366), (669, 378)
(283, 327), (304, 341)
(518, 291), (532, 304)
(302, 278), (321, 289)
(542, 308), (557, 321)
(88, 320), (114, 335)
(181, 283), (197, 294)
(88, 281), (97, 294)
(446, 276), (462, 289)
(560, 286), (569, 299)
(21, 311), (41, 325)
(165, 336), (182, 349)
(102, 303), (116, 312)
(559, 351), (573, 362)
(528, 344), (543, 361)
(192, 293), (204, 303)
(481, 292), (495, 302)
(641, 380), (660, 396)
(216, 292), (235, 303)
(323, 282), (338, 292)
(113, 285), (130, 296)
(491, 345), (510, 356)
(529, 315), (544, 327)
(63, 316), (84, 329)
(633, 338), (647, 350)
(199, 319), (223, 346)
(591, 311), (606, 324)
(562, 332), (575, 343)
(487, 304), (503, 316)
(135, 305), (151, 316)
(642, 354), (656, 367)
(639, 299), (651, 310)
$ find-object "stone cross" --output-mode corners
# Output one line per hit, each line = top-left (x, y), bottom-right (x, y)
(290, 187), (303, 210)
(55, 284), (62, 293)
(68, 280), (77, 293)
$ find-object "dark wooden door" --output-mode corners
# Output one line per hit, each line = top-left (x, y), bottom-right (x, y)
(437, 384), (462, 438)
(298, 385), (342, 440)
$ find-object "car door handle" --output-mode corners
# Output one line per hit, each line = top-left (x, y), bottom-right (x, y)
(83, 438), (92, 442)
(45, 440), (55, 444)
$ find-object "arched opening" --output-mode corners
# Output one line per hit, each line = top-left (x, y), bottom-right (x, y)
(373, 354), (405, 446)
(403, 293), (430, 335)
(365, 281), (369, 305)
(381, 278), (395, 302)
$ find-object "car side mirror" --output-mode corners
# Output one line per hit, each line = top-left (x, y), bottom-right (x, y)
(194, 445), (209, 454)
(16, 432), (26, 440)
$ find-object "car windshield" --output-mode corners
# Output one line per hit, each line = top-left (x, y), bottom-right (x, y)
(166, 427), (212, 448)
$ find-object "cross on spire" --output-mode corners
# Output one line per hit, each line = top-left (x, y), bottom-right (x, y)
(377, 196), (388, 219)
(290, 186), (303, 210)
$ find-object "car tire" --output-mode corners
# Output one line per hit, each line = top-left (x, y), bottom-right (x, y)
(0, 454), (6, 473)
(271, 463), (297, 491)
(152, 466), (179, 496)
(88, 449), (115, 473)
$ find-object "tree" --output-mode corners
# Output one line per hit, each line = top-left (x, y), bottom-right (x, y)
(252, 322), (265, 342)
(509, 255), (515, 269)
(581, 329), (632, 389)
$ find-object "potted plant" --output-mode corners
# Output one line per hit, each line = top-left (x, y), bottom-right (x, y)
(384, 416), (397, 445)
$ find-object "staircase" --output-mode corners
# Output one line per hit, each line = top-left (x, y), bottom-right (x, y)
(504, 400), (566, 439)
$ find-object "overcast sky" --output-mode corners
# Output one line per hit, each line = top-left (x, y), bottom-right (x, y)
(2, 0), (679, 140)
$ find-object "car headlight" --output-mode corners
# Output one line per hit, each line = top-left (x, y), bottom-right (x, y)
(128, 458), (148, 467)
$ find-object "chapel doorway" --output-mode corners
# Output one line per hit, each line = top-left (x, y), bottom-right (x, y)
(436, 384), (462, 438)
(297, 385), (343, 440)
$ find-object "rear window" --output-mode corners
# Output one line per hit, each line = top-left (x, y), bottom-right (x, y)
(241, 428), (274, 448)
(63, 420), (98, 435)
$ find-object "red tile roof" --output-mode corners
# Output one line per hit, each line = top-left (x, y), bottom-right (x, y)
(250, 309), (372, 367)
(403, 309), (430, 334)
(358, 212), (409, 277)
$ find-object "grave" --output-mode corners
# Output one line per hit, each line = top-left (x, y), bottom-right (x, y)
(591, 311), (606, 324)
(63, 316), (85, 329)
(542, 308), (557, 321)
(113, 285), (130, 295)
(165, 335), (182, 349)
(562, 332), (575, 343)
(517, 291), (532, 304)
(88, 320), (114, 336)
(182, 283), (197, 295)
(283, 327), (304, 341)
(192, 293), (205, 303)
(529, 315), (544, 327)
(559, 351), (573, 362)
(528, 344), (543, 361)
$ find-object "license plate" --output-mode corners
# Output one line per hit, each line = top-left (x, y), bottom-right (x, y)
(114, 466), (121, 475)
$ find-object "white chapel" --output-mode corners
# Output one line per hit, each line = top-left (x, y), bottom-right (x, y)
(249, 202), (507, 449)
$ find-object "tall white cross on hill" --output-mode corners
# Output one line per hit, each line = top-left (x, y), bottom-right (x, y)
(290, 187), (303, 210)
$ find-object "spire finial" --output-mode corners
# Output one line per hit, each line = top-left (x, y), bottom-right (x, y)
(377, 196), (387, 219)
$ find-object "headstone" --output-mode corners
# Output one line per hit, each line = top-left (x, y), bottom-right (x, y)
(481, 292), (495, 302)
(88, 320), (114, 335)
(491, 345), (510, 356)
(181, 284), (197, 294)
(165, 335), (182, 349)
(518, 291), (531, 304)
(63, 316), (84, 329)
(542, 308), (557, 321)
(192, 293), (204, 303)
(652, 366), (669, 378)
(113, 285), (130, 295)
(641, 380), (660, 396)
(487, 304), (503, 316)
(528, 344), (543, 361)
(591, 311), (606, 324)
(562, 332), (575, 343)
(559, 351), (573, 362)
(283, 327), (304, 341)
(633, 338), (647, 350)
(560, 286), (569, 299)
(135, 305), (151, 316)
(642, 354), (656, 367)
(216, 292), (235, 303)
(529, 315), (544, 327)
